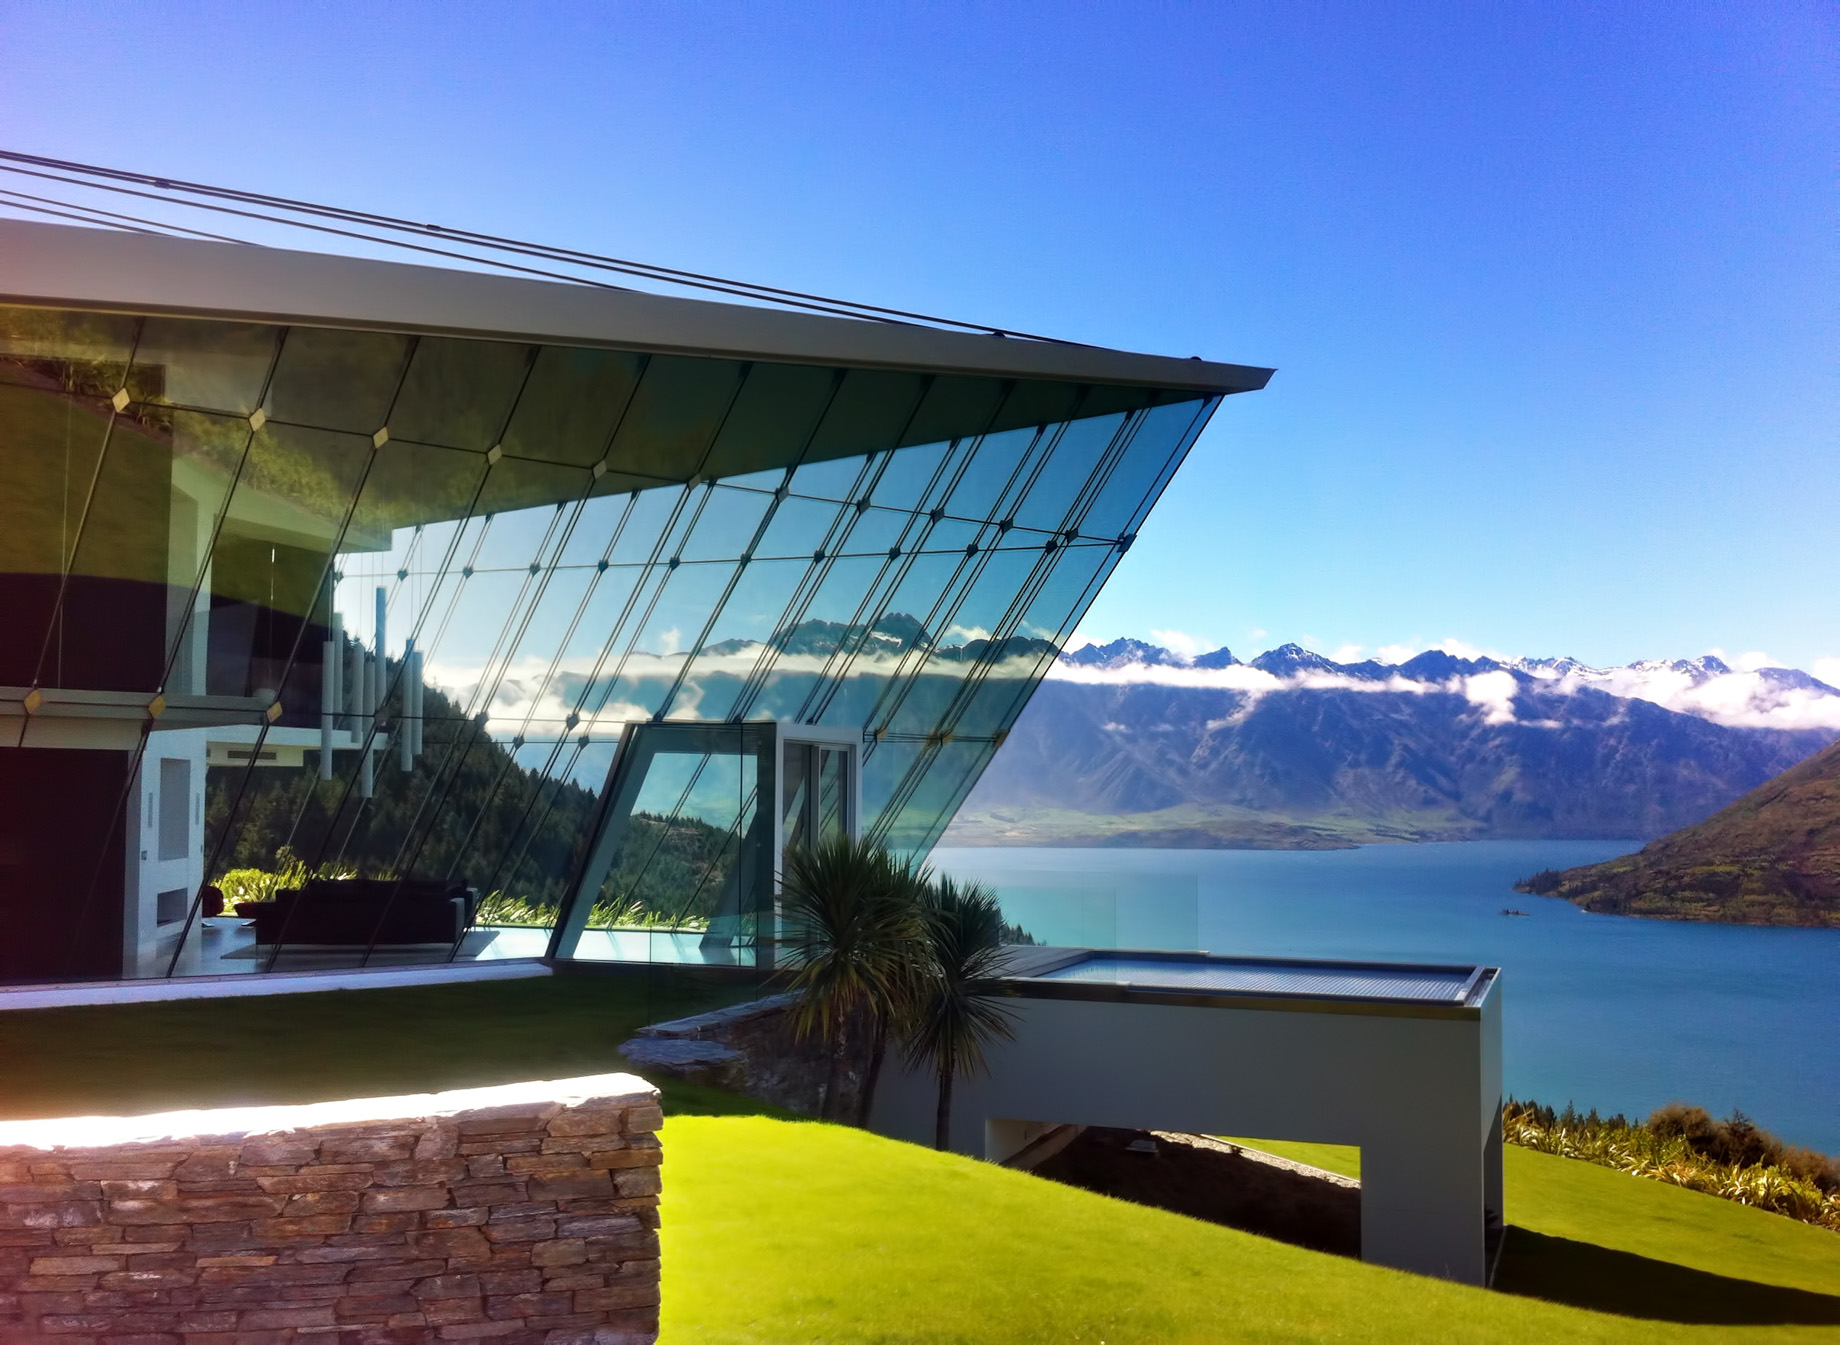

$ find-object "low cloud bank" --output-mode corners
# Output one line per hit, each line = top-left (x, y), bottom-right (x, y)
(1046, 650), (1840, 733)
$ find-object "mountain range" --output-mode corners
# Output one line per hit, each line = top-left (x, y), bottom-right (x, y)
(943, 640), (1840, 849)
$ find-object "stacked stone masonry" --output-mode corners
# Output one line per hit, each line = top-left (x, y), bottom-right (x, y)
(0, 1073), (662, 1344)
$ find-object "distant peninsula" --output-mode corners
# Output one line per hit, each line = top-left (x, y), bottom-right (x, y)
(1516, 739), (1840, 927)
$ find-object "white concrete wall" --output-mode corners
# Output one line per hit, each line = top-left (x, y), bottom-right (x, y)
(869, 981), (1501, 1284)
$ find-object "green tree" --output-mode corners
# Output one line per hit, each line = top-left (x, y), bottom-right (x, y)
(902, 876), (1017, 1150)
(780, 834), (926, 1122)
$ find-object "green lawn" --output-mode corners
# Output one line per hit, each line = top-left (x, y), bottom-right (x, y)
(4, 974), (1837, 1342)
(662, 1116), (1840, 1342)
(0, 968), (765, 1120)
(1219, 1134), (1364, 1180)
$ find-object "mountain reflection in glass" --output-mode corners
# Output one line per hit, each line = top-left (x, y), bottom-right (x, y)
(0, 302), (1220, 975)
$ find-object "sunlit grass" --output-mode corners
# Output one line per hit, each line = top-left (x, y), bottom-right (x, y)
(661, 1116), (1840, 1343)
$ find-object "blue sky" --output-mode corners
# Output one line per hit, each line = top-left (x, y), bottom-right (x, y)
(4, 1), (1833, 673)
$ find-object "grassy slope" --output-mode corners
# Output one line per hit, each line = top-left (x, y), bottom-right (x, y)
(3, 976), (1836, 1341)
(661, 1117), (1840, 1343)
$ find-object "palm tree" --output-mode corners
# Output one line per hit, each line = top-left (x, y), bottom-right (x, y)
(902, 875), (1017, 1150)
(779, 834), (926, 1122)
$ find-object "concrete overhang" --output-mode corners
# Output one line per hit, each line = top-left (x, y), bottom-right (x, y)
(0, 219), (1274, 396)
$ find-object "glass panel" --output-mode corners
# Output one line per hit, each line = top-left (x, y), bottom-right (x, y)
(603, 355), (745, 484)
(477, 455), (592, 518)
(553, 491), (638, 570)
(898, 374), (1007, 449)
(833, 503), (914, 558)
(135, 318), (280, 415)
(816, 746), (847, 838)
(1074, 398), (1213, 541)
(265, 327), (412, 434)
(571, 733), (767, 967)
(879, 549), (1042, 738)
(701, 362), (838, 479)
(677, 484), (774, 563)
(670, 557), (813, 723)
(604, 485), (695, 569)
(0, 379), (115, 685)
(164, 410), (253, 694)
(789, 451), (873, 503)
(803, 369), (927, 463)
(782, 741), (812, 850)
(858, 735), (922, 846)
(628, 559), (745, 704)
(388, 337), (532, 451)
(871, 435), (961, 510)
(0, 306), (136, 394)
(206, 423), (371, 710)
(350, 439), (492, 543)
(878, 737), (996, 852)
(501, 345), (645, 466)
(753, 491), (850, 559)
(57, 406), (199, 692)
(1009, 413), (1127, 534)
(989, 378), (1085, 436)
(944, 425), (1045, 523)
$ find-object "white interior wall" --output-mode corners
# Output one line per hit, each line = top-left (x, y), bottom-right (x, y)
(123, 727), (210, 977)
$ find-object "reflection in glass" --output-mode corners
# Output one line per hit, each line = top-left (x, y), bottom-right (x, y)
(0, 301), (1229, 986)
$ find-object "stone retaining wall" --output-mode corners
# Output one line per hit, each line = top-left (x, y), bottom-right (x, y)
(620, 993), (844, 1118)
(0, 1074), (662, 1343)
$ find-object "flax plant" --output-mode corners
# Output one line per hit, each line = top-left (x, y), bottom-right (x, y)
(902, 876), (1017, 1150)
(1505, 1100), (1840, 1231)
(780, 835), (927, 1122)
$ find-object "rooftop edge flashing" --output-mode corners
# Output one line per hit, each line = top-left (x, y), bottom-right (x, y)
(0, 219), (1273, 395)
(1000, 948), (1500, 1020)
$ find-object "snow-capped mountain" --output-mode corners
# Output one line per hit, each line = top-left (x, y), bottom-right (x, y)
(945, 641), (1840, 848)
(1046, 641), (1840, 734)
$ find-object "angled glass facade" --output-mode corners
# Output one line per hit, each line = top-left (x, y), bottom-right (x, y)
(0, 231), (1261, 986)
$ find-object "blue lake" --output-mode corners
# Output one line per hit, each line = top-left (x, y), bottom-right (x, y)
(931, 840), (1840, 1153)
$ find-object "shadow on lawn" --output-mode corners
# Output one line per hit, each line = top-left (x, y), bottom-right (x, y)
(1493, 1227), (1840, 1325)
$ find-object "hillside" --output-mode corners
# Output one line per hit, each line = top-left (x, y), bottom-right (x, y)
(947, 642), (1839, 848)
(1517, 739), (1840, 926)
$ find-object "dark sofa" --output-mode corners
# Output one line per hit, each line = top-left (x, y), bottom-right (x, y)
(248, 878), (477, 947)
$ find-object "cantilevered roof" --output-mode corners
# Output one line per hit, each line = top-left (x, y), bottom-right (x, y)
(0, 219), (1272, 396)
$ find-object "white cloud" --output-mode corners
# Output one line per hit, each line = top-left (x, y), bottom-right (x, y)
(1050, 642), (1840, 734)
(1049, 659), (1439, 702)
(429, 640), (1059, 744)
(1150, 628), (1207, 660)
(1459, 670), (1520, 725)
(1328, 644), (1366, 664)
(1248, 628), (1267, 640)
(1546, 664), (1840, 732)
(658, 626), (682, 656)
(1375, 644), (1418, 664)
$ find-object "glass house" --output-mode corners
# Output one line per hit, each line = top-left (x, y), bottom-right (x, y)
(0, 218), (1271, 985)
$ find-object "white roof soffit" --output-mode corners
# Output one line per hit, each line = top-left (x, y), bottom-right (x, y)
(0, 219), (1272, 396)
